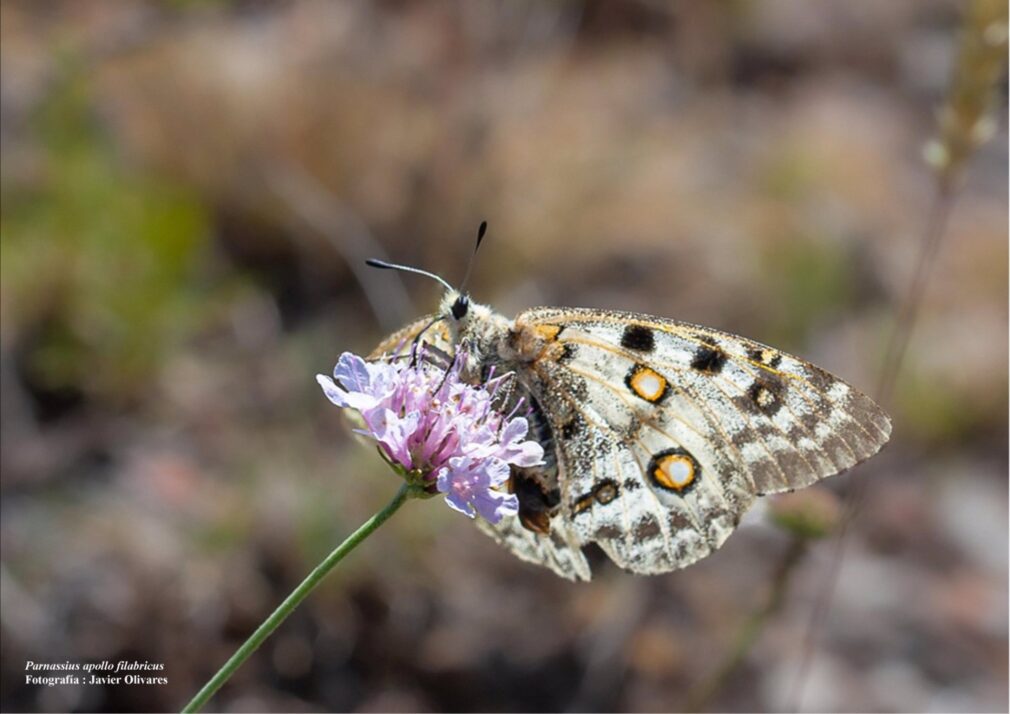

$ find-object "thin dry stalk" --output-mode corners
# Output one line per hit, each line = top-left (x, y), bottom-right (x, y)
(685, 537), (807, 712)
(789, 1), (1007, 710)
(693, 2), (1007, 709)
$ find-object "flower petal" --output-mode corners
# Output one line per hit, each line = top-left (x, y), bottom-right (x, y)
(506, 440), (545, 468)
(483, 457), (512, 488)
(316, 374), (350, 406)
(332, 352), (372, 392)
(365, 408), (419, 469)
(500, 416), (529, 444)
(498, 417), (545, 467)
(444, 491), (476, 518)
(471, 489), (519, 524)
(332, 352), (399, 408)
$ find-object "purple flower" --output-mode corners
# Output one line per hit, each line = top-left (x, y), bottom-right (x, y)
(317, 351), (543, 524)
(437, 457), (515, 522)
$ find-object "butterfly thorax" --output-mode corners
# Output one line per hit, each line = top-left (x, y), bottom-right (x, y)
(439, 290), (568, 535)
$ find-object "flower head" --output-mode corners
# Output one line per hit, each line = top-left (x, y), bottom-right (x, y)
(317, 350), (543, 523)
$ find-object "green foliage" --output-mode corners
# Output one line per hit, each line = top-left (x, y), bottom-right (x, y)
(1, 69), (213, 402)
(760, 236), (855, 345)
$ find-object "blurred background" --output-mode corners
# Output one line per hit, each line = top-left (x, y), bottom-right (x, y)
(1, 1), (1006, 712)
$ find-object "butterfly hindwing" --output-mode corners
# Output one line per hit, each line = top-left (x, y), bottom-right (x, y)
(474, 511), (591, 581)
(368, 314), (453, 360)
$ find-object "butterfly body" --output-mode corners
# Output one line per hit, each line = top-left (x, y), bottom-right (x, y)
(372, 290), (891, 581)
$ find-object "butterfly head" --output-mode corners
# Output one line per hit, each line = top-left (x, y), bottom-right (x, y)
(449, 291), (470, 320)
(439, 288), (495, 333)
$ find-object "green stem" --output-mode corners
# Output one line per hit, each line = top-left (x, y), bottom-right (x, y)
(182, 483), (414, 713)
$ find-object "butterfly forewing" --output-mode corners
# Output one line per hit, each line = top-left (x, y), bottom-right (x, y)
(521, 342), (740, 573)
(508, 307), (891, 575)
(520, 307), (890, 487)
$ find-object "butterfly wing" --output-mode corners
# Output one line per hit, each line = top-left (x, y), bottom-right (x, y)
(474, 514), (592, 581)
(511, 307), (891, 575)
(368, 314), (452, 360)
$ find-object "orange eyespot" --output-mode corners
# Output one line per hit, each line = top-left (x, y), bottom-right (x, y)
(626, 365), (668, 403)
(652, 454), (696, 491)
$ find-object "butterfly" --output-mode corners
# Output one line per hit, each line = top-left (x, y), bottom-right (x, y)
(364, 228), (891, 581)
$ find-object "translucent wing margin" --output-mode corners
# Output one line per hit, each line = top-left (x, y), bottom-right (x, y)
(475, 516), (591, 581)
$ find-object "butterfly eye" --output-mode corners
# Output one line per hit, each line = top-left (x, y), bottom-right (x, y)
(450, 294), (470, 320)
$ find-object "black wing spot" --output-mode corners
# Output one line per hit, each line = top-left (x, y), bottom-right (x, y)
(633, 515), (662, 540)
(560, 415), (583, 441)
(593, 525), (622, 541)
(747, 347), (782, 368)
(558, 344), (577, 364)
(747, 377), (784, 416)
(691, 345), (727, 374)
(594, 479), (620, 505)
(621, 324), (655, 352)
(572, 479), (621, 516)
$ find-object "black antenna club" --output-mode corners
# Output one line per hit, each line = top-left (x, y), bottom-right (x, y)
(459, 220), (488, 293)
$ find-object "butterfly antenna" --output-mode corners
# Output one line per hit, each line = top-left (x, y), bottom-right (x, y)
(458, 220), (487, 294)
(364, 259), (454, 292)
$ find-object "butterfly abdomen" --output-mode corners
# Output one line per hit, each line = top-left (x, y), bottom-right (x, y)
(509, 393), (565, 535)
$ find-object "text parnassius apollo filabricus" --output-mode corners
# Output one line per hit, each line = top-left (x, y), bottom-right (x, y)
(368, 265), (891, 581)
